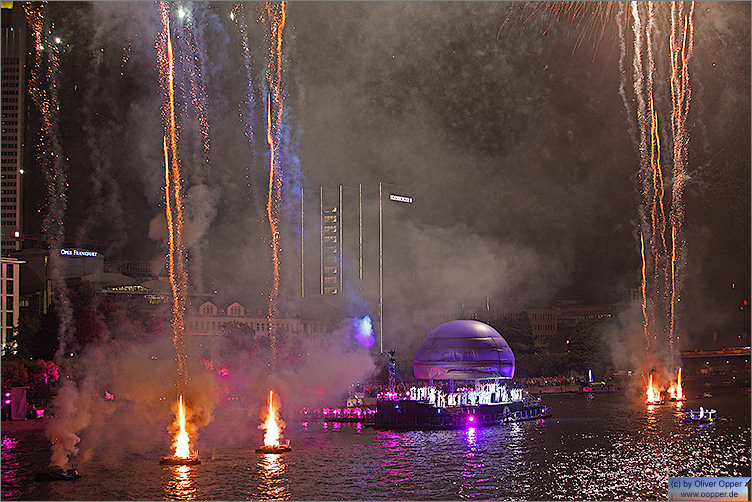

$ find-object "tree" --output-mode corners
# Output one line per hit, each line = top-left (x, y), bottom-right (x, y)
(565, 319), (608, 372)
(1, 360), (28, 390)
(488, 312), (535, 356)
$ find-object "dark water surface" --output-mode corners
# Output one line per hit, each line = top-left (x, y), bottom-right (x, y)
(2, 388), (750, 500)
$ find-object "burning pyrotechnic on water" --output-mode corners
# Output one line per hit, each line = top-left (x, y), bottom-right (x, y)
(263, 390), (281, 447)
(161, 395), (200, 465)
(668, 367), (686, 402)
(256, 391), (291, 453)
(174, 395), (190, 458)
(646, 375), (662, 405)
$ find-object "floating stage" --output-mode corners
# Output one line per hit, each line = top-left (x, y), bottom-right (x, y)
(159, 457), (201, 466)
(374, 320), (551, 430)
(375, 395), (549, 430)
(255, 444), (292, 454)
(34, 469), (82, 482)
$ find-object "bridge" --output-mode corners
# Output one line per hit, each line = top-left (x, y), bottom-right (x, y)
(680, 347), (751, 359)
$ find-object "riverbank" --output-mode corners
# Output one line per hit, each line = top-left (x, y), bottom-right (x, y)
(1, 418), (49, 434)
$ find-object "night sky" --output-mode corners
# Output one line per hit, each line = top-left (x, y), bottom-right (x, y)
(17, 2), (751, 349)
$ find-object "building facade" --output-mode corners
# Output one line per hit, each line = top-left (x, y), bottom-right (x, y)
(184, 300), (333, 340)
(1, 256), (24, 354)
(1, 2), (25, 255)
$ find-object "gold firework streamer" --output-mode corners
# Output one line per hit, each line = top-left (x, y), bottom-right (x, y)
(668, 1), (694, 356)
(640, 231), (650, 352)
(158, 1), (188, 390)
(264, 1), (287, 361)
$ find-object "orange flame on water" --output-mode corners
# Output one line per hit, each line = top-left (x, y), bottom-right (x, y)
(646, 375), (661, 404)
(173, 395), (191, 458)
(668, 367), (685, 401)
(262, 391), (282, 447)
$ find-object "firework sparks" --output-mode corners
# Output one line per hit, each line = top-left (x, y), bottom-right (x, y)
(25, 2), (72, 358)
(182, 6), (212, 167)
(264, 1), (287, 361)
(640, 231), (649, 351)
(668, 1), (695, 356)
(235, 2), (256, 151)
(625, 1), (695, 373)
(158, 1), (188, 390)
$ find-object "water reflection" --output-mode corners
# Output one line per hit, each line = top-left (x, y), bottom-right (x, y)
(1, 436), (21, 499)
(256, 453), (291, 500)
(162, 464), (197, 500)
(374, 431), (413, 494)
(465, 427), (477, 447)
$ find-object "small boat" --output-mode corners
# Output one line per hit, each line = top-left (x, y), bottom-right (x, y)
(255, 441), (291, 454)
(683, 407), (717, 424)
(159, 456), (201, 465)
(34, 468), (81, 481)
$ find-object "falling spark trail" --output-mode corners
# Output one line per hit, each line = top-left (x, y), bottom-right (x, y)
(640, 231), (649, 352)
(158, 1), (188, 391)
(667, 1), (695, 359)
(183, 10), (212, 166)
(264, 1), (287, 361)
(25, 3), (72, 359)
(236, 3), (256, 152)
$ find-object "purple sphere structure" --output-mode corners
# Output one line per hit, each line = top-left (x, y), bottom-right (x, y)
(413, 320), (515, 380)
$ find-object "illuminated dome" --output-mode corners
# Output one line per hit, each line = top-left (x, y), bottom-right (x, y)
(413, 320), (515, 380)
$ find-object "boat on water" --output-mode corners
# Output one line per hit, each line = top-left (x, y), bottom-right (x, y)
(375, 385), (549, 430)
(34, 468), (81, 481)
(375, 320), (552, 430)
(159, 456), (201, 465)
(683, 407), (717, 424)
(256, 441), (291, 454)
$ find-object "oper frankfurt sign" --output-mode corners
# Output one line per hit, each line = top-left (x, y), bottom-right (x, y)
(389, 194), (413, 204)
(60, 249), (98, 258)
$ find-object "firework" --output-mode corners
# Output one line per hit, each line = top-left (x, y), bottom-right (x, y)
(625, 1), (695, 372)
(264, 1), (287, 361)
(158, 1), (188, 390)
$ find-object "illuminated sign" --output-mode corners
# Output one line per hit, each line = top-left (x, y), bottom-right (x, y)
(389, 194), (413, 204)
(60, 249), (98, 258)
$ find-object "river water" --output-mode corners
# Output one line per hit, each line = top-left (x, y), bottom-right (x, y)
(2, 386), (749, 500)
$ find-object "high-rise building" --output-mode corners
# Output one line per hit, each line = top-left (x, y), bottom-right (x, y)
(1, 2), (25, 255)
(321, 204), (339, 295)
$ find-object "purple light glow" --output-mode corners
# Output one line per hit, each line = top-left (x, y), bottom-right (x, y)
(468, 415), (475, 422)
(352, 316), (375, 348)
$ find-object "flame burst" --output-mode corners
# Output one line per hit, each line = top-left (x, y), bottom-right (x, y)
(262, 391), (282, 447)
(668, 367), (685, 401)
(646, 375), (661, 404)
(158, 1), (188, 389)
(265, 2), (287, 360)
(173, 395), (191, 458)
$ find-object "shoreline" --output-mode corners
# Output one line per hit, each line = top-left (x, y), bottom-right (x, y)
(1, 418), (50, 434)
